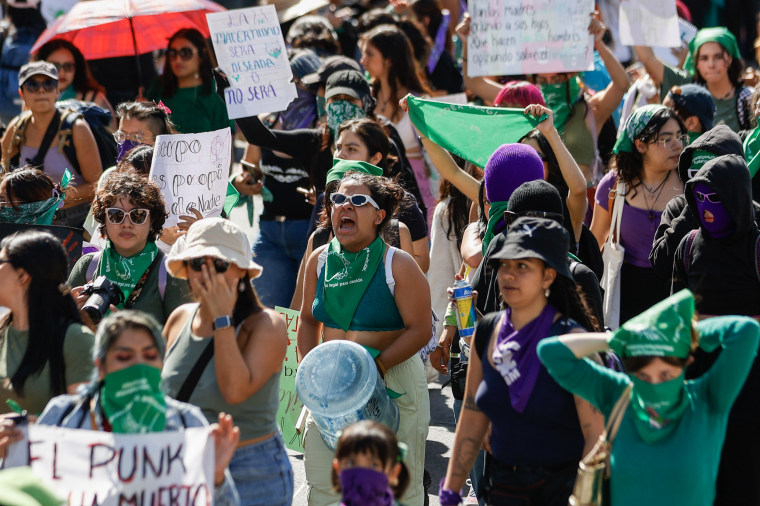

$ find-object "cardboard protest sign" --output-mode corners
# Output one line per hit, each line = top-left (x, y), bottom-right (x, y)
(149, 128), (232, 227)
(467, 0), (594, 77)
(274, 306), (305, 453)
(4, 425), (214, 506)
(207, 6), (298, 119)
(0, 223), (83, 272)
(653, 18), (698, 66)
(619, 0), (680, 47)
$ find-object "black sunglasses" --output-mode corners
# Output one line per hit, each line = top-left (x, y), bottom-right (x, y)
(184, 257), (230, 273)
(504, 210), (564, 226)
(50, 61), (75, 73)
(22, 79), (58, 93)
(167, 47), (198, 61)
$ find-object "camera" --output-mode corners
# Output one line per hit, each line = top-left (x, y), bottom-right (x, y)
(81, 276), (124, 325)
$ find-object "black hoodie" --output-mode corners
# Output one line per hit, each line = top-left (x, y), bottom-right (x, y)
(674, 154), (760, 315)
(649, 126), (745, 279)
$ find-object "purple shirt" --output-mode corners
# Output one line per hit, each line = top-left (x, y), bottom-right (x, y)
(595, 171), (661, 269)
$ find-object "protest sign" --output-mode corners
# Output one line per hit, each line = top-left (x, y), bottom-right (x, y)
(274, 306), (305, 452)
(653, 18), (698, 66)
(207, 6), (298, 119)
(149, 128), (232, 227)
(4, 425), (214, 506)
(619, 0), (680, 47)
(467, 0), (594, 77)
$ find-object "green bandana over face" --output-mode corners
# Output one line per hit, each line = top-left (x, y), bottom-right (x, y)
(613, 104), (668, 154)
(539, 77), (581, 132)
(323, 235), (385, 331)
(744, 127), (760, 178)
(327, 100), (366, 138)
(406, 95), (544, 168)
(610, 289), (695, 358)
(683, 27), (742, 77)
(629, 374), (690, 444)
(100, 364), (167, 433)
(326, 159), (384, 185)
(99, 241), (158, 309)
(482, 200), (510, 255)
(0, 168), (70, 225)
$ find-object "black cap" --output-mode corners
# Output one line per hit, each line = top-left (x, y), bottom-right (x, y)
(490, 217), (572, 280)
(301, 56), (362, 89)
(667, 84), (715, 131)
(325, 69), (371, 102)
(18, 61), (57, 87)
(507, 180), (563, 217)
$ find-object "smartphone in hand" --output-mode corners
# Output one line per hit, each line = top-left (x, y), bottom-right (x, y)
(241, 160), (264, 184)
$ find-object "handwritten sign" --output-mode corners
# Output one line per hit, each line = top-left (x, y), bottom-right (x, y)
(149, 128), (231, 227)
(207, 6), (298, 119)
(467, 0), (594, 77)
(619, 0), (680, 47)
(274, 306), (305, 453)
(4, 425), (214, 506)
(653, 18), (697, 66)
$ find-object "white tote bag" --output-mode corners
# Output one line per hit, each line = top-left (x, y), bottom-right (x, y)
(600, 180), (626, 329)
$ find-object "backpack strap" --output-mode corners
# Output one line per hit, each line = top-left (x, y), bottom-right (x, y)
(57, 109), (82, 175)
(683, 229), (698, 275)
(86, 251), (103, 282)
(7, 110), (33, 170)
(385, 247), (396, 296)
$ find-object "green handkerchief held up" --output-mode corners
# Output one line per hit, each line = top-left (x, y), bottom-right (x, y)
(405, 95), (544, 168)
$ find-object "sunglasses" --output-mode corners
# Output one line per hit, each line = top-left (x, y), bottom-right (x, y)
(167, 47), (198, 61)
(184, 257), (231, 273)
(22, 79), (58, 93)
(329, 192), (380, 209)
(50, 61), (75, 73)
(105, 207), (150, 225)
(695, 191), (721, 203)
(504, 210), (564, 226)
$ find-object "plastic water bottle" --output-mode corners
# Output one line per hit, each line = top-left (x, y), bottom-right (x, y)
(295, 340), (400, 450)
(452, 279), (477, 339)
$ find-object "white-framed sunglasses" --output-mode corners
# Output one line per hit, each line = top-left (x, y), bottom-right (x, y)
(329, 192), (380, 209)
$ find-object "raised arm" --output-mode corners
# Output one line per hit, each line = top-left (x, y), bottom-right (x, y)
(236, 115), (321, 170)
(587, 12), (630, 131)
(457, 13), (503, 105)
(633, 45), (665, 85)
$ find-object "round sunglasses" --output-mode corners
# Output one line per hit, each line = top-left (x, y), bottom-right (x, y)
(184, 257), (230, 273)
(105, 207), (150, 225)
(329, 192), (380, 209)
(49, 61), (75, 73)
(22, 79), (58, 93)
(167, 47), (198, 61)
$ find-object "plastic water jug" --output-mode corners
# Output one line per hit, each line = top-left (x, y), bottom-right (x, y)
(296, 340), (400, 450)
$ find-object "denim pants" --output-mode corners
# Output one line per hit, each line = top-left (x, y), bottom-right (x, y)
(252, 219), (310, 308)
(227, 432), (294, 506)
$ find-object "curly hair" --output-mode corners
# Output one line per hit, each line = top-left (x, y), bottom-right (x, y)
(116, 101), (177, 138)
(0, 166), (58, 209)
(36, 39), (105, 96)
(610, 108), (686, 197)
(161, 28), (215, 98)
(325, 171), (405, 235)
(336, 118), (397, 171)
(92, 170), (167, 241)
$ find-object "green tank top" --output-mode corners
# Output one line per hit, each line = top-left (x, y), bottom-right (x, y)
(160, 304), (280, 440)
(561, 101), (596, 167)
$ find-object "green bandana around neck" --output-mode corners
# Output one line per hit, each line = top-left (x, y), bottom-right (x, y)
(482, 200), (510, 255)
(326, 159), (384, 185)
(683, 27), (742, 76)
(0, 168), (70, 225)
(327, 100), (366, 138)
(99, 240), (158, 309)
(323, 235), (385, 331)
(59, 85), (77, 101)
(539, 77), (581, 132)
(100, 363), (167, 433)
(609, 289), (695, 359)
(629, 373), (690, 444)
(743, 126), (760, 177)
(406, 95), (544, 168)
(613, 104), (668, 154)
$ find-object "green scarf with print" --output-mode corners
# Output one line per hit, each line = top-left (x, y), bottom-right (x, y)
(98, 241), (158, 309)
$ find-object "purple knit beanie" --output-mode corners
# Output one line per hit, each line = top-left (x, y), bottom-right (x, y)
(484, 143), (544, 203)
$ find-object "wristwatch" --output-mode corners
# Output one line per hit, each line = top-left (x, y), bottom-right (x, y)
(212, 315), (234, 331)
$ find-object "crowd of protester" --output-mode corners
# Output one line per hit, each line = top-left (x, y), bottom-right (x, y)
(1, 0), (760, 505)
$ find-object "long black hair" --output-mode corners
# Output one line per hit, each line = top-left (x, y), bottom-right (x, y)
(36, 39), (105, 96)
(547, 275), (601, 332)
(2, 231), (82, 396)
(161, 28), (215, 98)
(439, 160), (481, 250)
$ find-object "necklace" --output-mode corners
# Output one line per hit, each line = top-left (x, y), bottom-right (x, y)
(642, 172), (671, 220)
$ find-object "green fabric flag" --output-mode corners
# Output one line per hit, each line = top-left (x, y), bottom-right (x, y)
(323, 235), (385, 332)
(406, 95), (544, 168)
(100, 364), (167, 434)
(224, 181), (240, 216)
(743, 126), (760, 178)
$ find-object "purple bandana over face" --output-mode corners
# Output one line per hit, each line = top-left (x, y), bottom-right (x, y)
(280, 86), (317, 131)
(117, 139), (141, 163)
(340, 468), (395, 506)
(492, 303), (557, 412)
(693, 182), (734, 238)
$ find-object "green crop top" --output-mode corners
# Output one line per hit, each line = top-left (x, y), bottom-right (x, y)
(312, 246), (405, 331)
(561, 101), (596, 168)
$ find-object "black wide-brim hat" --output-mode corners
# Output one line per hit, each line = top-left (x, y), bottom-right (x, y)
(489, 216), (572, 280)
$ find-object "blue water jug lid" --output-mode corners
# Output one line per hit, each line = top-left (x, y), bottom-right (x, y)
(295, 340), (378, 416)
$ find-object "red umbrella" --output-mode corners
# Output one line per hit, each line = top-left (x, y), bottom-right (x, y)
(31, 0), (226, 61)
